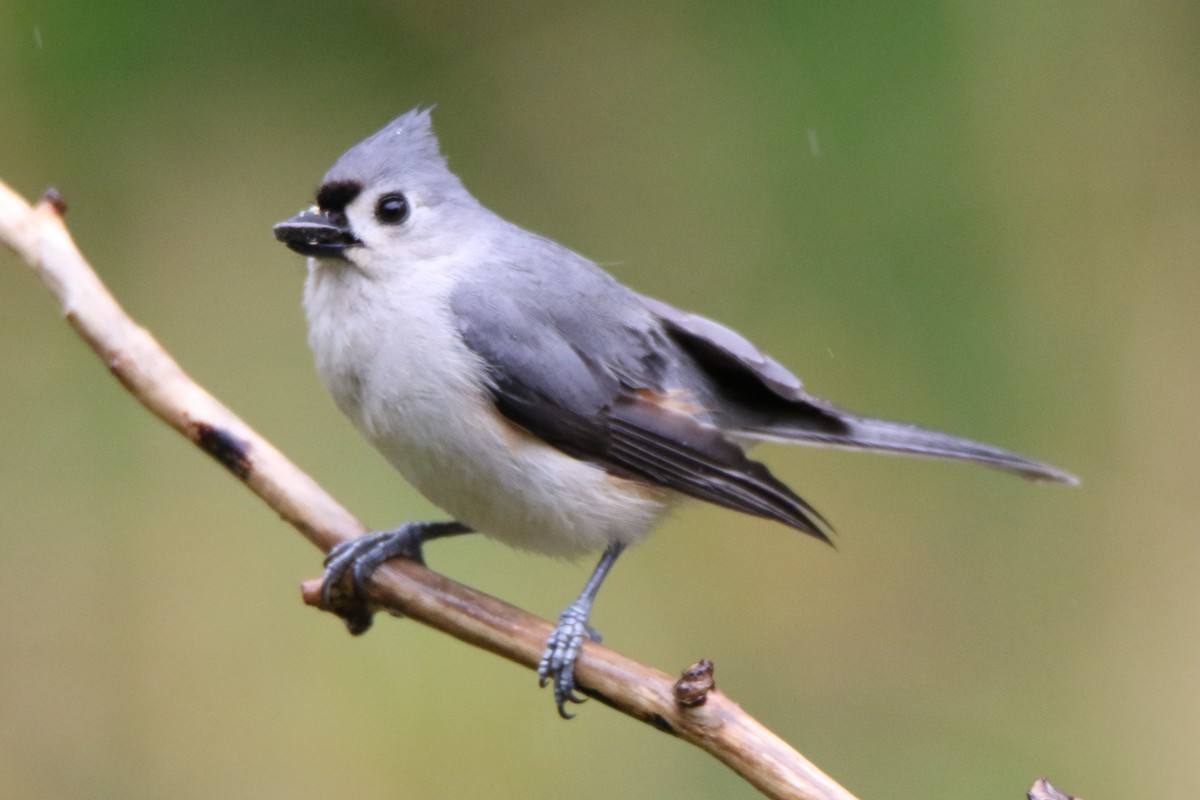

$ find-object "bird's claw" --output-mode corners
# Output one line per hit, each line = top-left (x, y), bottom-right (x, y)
(537, 600), (600, 718)
(319, 526), (426, 635)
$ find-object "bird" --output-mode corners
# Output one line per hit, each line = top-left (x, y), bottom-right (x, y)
(273, 107), (1076, 717)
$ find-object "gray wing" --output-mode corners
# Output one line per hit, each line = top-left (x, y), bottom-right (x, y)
(641, 295), (1078, 484)
(450, 263), (831, 540)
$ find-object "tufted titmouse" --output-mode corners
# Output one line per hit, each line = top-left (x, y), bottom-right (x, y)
(274, 108), (1076, 717)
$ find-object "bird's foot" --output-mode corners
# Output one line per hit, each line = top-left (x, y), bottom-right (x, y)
(320, 524), (428, 635)
(537, 600), (602, 718)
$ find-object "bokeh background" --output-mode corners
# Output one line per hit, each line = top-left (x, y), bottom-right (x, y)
(2, 2), (1197, 798)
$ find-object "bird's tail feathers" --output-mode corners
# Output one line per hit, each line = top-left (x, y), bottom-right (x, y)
(737, 414), (1079, 485)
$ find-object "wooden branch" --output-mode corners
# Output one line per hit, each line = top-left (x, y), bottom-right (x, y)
(0, 178), (858, 800)
(1028, 777), (1083, 800)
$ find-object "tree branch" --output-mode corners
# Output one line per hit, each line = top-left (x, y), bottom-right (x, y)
(1027, 777), (1084, 800)
(0, 178), (859, 800)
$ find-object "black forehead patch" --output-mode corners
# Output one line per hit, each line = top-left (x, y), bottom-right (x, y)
(316, 180), (362, 213)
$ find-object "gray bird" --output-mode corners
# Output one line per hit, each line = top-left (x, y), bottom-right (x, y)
(274, 108), (1076, 717)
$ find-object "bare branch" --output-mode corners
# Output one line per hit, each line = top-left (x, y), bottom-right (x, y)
(1, 177), (862, 800)
(1028, 778), (1083, 800)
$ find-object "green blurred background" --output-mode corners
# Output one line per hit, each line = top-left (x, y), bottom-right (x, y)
(2, 2), (1197, 798)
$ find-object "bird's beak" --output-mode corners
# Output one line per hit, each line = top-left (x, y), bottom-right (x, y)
(273, 207), (361, 260)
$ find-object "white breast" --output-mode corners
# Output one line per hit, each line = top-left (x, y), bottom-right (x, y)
(303, 257), (669, 556)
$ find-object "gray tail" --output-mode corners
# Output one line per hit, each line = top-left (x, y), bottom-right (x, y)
(739, 413), (1079, 485)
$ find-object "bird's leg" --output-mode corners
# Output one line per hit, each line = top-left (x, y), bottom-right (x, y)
(538, 542), (626, 718)
(320, 520), (473, 635)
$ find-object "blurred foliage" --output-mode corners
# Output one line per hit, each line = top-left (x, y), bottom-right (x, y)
(2, 1), (1199, 798)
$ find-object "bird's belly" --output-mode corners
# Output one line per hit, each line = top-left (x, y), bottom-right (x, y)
(361, 385), (669, 556)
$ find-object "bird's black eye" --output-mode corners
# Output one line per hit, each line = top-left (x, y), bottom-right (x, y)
(374, 193), (410, 225)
